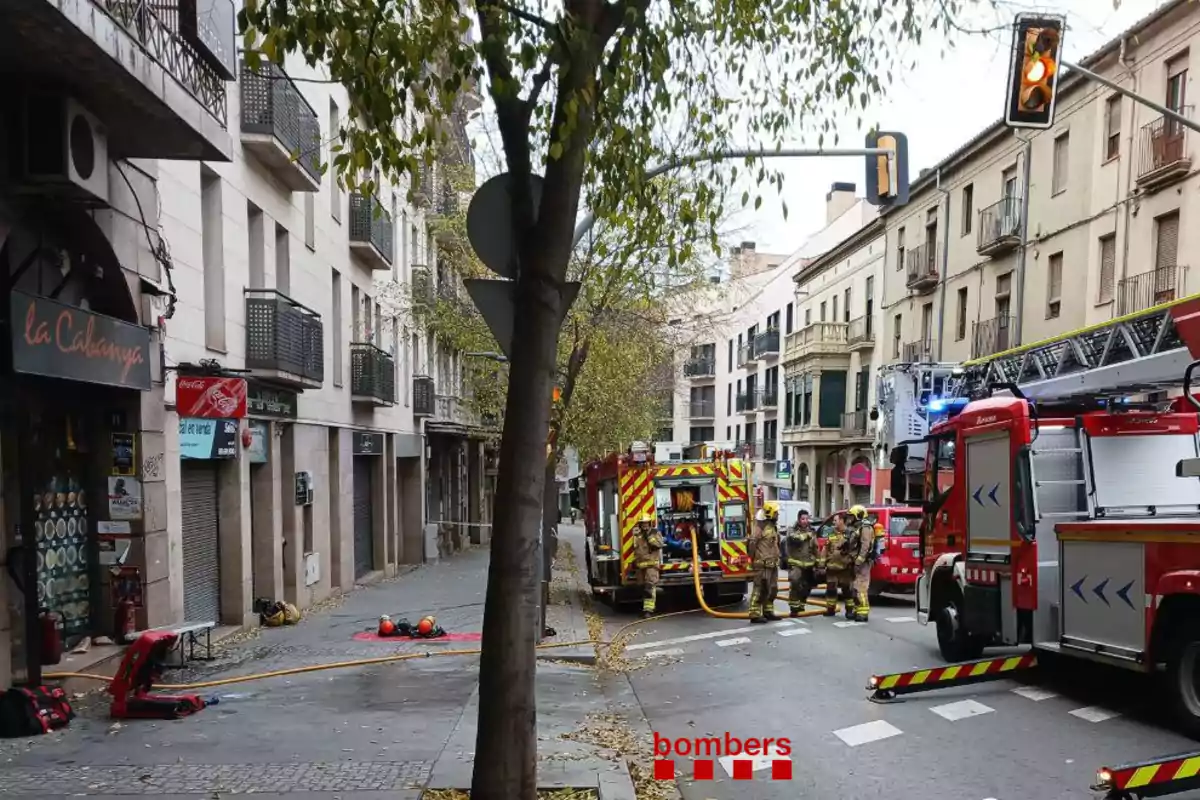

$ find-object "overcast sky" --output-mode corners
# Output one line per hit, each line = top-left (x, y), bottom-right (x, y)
(732, 0), (1169, 256)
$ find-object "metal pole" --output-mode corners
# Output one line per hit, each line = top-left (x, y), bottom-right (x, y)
(572, 147), (892, 247)
(1064, 60), (1200, 136)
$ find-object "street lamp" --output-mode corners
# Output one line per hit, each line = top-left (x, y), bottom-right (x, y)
(464, 351), (508, 362)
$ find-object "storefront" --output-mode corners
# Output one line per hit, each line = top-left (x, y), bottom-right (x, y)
(352, 432), (383, 578)
(245, 381), (296, 602)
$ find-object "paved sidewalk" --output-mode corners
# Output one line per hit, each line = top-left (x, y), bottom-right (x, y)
(0, 536), (637, 799)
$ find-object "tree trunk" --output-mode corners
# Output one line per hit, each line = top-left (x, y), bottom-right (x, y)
(541, 457), (558, 627)
(470, 259), (563, 799)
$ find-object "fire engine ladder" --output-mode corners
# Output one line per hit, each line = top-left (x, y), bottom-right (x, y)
(946, 294), (1200, 402)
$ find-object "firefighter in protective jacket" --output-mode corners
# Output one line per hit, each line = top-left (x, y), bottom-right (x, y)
(633, 514), (664, 618)
(747, 502), (782, 623)
(847, 505), (876, 622)
(822, 512), (856, 617)
(785, 510), (818, 617)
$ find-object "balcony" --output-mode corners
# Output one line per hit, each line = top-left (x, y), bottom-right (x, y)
(737, 440), (761, 459)
(411, 265), (434, 310)
(906, 242), (939, 292)
(1117, 265), (1186, 316)
(349, 192), (394, 270)
(244, 289), (323, 389)
(760, 386), (779, 410)
(902, 338), (935, 364)
(840, 410), (869, 438)
(413, 375), (435, 417)
(847, 316), (874, 351)
(1137, 108), (1193, 192)
(413, 162), (433, 208)
(752, 328), (781, 359)
(737, 342), (754, 368)
(761, 439), (778, 461)
(783, 322), (849, 364)
(686, 400), (716, 419)
(683, 356), (716, 379)
(736, 391), (759, 414)
(977, 196), (1022, 256)
(435, 394), (479, 427)
(0, 0), (233, 161)
(239, 61), (321, 191)
(349, 343), (396, 406)
(971, 316), (1016, 359)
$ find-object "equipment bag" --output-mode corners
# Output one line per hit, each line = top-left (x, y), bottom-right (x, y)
(0, 686), (75, 737)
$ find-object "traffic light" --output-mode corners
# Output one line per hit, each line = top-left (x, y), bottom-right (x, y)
(864, 131), (909, 208)
(1004, 14), (1066, 130)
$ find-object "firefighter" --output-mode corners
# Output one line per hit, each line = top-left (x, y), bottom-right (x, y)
(747, 502), (782, 623)
(847, 504), (876, 622)
(822, 511), (855, 617)
(785, 510), (818, 617)
(633, 514), (664, 618)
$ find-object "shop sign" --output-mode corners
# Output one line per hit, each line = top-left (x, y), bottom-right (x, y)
(177, 376), (248, 418)
(847, 462), (872, 486)
(248, 420), (269, 464)
(775, 459), (793, 481)
(247, 383), (298, 419)
(107, 476), (143, 520)
(9, 290), (152, 391)
(179, 417), (239, 460)
(353, 431), (384, 456)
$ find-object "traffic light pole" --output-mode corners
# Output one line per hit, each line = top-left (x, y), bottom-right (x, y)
(1064, 60), (1200, 136)
(571, 147), (893, 247)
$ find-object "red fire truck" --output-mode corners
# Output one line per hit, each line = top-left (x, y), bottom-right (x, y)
(583, 443), (755, 609)
(891, 294), (1200, 734)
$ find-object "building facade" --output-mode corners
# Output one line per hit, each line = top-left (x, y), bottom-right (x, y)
(0, 2), (486, 689)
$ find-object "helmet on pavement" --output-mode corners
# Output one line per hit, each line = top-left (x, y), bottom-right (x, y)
(762, 502), (780, 520)
(848, 505), (868, 521)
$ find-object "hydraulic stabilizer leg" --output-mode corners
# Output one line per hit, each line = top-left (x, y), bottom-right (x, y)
(1095, 751), (1200, 800)
(866, 653), (1038, 703)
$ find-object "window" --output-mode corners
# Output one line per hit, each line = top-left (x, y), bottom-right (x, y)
(726, 425), (732, 439)
(896, 228), (906, 271)
(1167, 53), (1188, 113)
(329, 99), (341, 222)
(1052, 132), (1069, 194)
(304, 193), (316, 250)
(1098, 234), (1116, 304)
(786, 302), (794, 333)
(843, 288), (851, 322)
(1104, 95), (1121, 161)
(727, 384), (732, 415)
(865, 276), (874, 338)
(804, 308), (812, 327)
(956, 287), (968, 341)
(1047, 252), (1063, 319)
(819, 301), (827, 322)
(247, 202), (264, 288)
(892, 314), (902, 358)
(831, 296), (838, 322)
(961, 184), (973, 235)
(332, 269), (343, 386)
(728, 339), (734, 371)
(921, 303), (933, 346)
(766, 310), (780, 331)
(201, 168), (225, 351)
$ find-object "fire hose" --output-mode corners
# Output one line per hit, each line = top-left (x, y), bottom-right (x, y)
(687, 527), (829, 620)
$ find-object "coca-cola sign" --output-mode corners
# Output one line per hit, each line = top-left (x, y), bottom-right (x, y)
(176, 376), (248, 419)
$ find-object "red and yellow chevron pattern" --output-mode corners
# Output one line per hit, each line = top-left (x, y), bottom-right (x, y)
(872, 654), (1037, 693)
(718, 460), (749, 503)
(1106, 753), (1200, 793)
(619, 467), (656, 574)
(653, 464), (716, 479)
(661, 561), (722, 572)
(720, 540), (750, 574)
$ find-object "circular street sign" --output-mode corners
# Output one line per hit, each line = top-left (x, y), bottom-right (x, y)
(466, 172), (544, 279)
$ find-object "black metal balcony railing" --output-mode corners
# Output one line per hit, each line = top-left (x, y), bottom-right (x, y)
(350, 343), (396, 405)
(762, 439), (778, 461)
(902, 338), (934, 363)
(977, 195), (1022, 253)
(971, 316), (1016, 359)
(752, 328), (781, 358)
(1117, 265), (1186, 316)
(244, 289), (324, 386)
(349, 192), (394, 266)
(847, 316), (873, 347)
(841, 410), (868, 437)
(906, 242), (939, 288)
(239, 61), (322, 186)
(736, 391), (759, 413)
(413, 375), (435, 416)
(760, 386), (779, 408)
(683, 356), (716, 378)
(737, 440), (761, 459)
(687, 400), (716, 418)
(1138, 107), (1193, 184)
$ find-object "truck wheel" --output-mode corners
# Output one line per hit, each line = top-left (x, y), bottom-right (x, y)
(585, 548), (595, 588)
(936, 587), (984, 662)
(1165, 620), (1200, 739)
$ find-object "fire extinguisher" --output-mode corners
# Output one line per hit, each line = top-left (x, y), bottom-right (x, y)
(39, 609), (63, 666)
(115, 599), (137, 643)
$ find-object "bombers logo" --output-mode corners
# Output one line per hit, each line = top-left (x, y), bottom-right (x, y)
(653, 732), (793, 781)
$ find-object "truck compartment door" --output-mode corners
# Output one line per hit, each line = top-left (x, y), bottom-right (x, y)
(965, 433), (1013, 561)
(1059, 540), (1146, 663)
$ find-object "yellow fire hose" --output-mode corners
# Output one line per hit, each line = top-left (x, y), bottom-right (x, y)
(687, 528), (829, 620)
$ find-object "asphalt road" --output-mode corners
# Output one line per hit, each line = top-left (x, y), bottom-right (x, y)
(592, 585), (1200, 800)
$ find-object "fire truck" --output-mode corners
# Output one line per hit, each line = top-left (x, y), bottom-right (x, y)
(890, 294), (1200, 734)
(583, 442), (755, 608)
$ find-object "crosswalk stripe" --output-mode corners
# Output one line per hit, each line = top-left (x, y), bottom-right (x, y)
(643, 648), (685, 658)
(716, 636), (752, 647)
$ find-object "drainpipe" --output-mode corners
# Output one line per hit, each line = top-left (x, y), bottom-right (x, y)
(1012, 134), (1034, 347)
(1118, 37), (1138, 304)
(935, 167), (951, 360)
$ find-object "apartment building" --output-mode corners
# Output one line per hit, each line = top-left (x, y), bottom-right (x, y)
(881, 0), (1199, 378)
(0, 3), (485, 689)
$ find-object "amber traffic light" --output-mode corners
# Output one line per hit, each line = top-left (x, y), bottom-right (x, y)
(864, 131), (909, 208)
(1005, 14), (1066, 130)
(552, 386), (562, 403)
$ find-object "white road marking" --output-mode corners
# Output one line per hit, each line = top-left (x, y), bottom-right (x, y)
(718, 743), (791, 777)
(886, 615), (917, 623)
(1069, 706), (1120, 723)
(832, 621), (867, 628)
(624, 620), (795, 652)
(832, 720), (904, 747)
(643, 648), (685, 658)
(930, 699), (995, 722)
(776, 628), (811, 637)
(1012, 686), (1058, 702)
(716, 637), (752, 647)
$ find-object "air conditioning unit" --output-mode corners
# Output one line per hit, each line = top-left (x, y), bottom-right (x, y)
(12, 94), (109, 204)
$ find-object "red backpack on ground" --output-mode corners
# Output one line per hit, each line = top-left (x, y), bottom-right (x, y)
(0, 686), (75, 737)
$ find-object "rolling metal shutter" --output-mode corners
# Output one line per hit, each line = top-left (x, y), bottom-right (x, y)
(353, 458), (374, 578)
(181, 462), (221, 622)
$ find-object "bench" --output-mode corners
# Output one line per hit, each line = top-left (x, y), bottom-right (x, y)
(141, 621), (216, 668)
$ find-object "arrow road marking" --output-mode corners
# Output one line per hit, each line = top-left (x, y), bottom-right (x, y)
(1116, 580), (1135, 609)
(1071, 575), (1088, 603)
(988, 483), (1001, 505)
(1093, 578), (1110, 607)
(973, 486), (984, 506)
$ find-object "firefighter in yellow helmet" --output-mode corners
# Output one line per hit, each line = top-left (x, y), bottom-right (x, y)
(847, 504), (876, 622)
(747, 501), (782, 623)
(633, 513), (665, 618)
(784, 509), (818, 617)
(822, 510), (856, 617)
